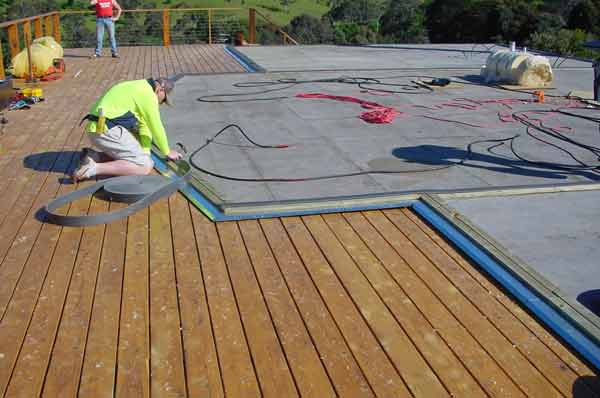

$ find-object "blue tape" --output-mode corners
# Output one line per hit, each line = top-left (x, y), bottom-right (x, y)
(224, 46), (259, 73)
(412, 200), (600, 372)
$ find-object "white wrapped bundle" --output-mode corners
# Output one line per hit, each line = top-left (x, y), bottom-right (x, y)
(481, 50), (553, 87)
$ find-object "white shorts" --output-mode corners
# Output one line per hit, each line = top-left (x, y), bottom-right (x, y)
(88, 125), (153, 168)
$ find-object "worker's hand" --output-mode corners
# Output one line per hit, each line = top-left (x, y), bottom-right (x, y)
(167, 149), (183, 161)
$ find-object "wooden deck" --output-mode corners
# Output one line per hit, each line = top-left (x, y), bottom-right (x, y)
(0, 45), (598, 397)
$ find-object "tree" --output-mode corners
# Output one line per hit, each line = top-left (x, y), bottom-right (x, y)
(567, 0), (600, 35)
(494, 0), (541, 43)
(285, 14), (333, 44)
(379, 0), (427, 43)
(326, 0), (381, 24)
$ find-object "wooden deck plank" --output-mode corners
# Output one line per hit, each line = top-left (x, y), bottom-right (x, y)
(0, 147), (89, 395)
(378, 209), (563, 398)
(3, 186), (93, 398)
(186, 44), (205, 74)
(259, 218), (374, 398)
(0, 45), (595, 398)
(37, 54), (135, 396)
(302, 214), (450, 398)
(148, 198), (187, 398)
(0, 127), (99, 397)
(78, 204), (128, 398)
(116, 206), (150, 398)
(170, 195), (224, 398)
(11, 56), (136, 398)
(40, 197), (108, 398)
(322, 212), (487, 398)
(354, 210), (527, 398)
(217, 221), (299, 398)
(281, 216), (412, 398)
(191, 210), (261, 398)
(396, 208), (600, 397)
(238, 219), (337, 398)
(192, 44), (220, 73)
(403, 208), (600, 395)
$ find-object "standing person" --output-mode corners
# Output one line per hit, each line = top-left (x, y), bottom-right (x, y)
(72, 78), (183, 181)
(90, 0), (122, 58)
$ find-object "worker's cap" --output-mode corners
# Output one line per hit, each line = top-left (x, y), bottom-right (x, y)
(156, 77), (175, 106)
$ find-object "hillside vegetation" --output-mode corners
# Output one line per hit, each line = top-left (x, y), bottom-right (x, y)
(1, 0), (599, 59)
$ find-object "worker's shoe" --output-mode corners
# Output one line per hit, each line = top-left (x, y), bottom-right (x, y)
(72, 154), (97, 182)
(90, 53), (100, 58)
(81, 147), (102, 163)
(112, 53), (120, 58)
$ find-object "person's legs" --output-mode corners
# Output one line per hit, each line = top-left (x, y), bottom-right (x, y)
(106, 19), (118, 56)
(95, 18), (105, 56)
(74, 126), (154, 180)
(95, 159), (152, 176)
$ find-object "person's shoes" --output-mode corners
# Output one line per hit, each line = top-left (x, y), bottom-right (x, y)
(81, 147), (102, 163)
(112, 53), (120, 58)
(72, 152), (98, 181)
(90, 53), (101, 58)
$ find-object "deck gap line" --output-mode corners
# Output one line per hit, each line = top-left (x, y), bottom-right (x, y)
(256, 218), (345, 397)
(35, 191), (95, 397)
(279, 217), (382, 396)
(74, 201), (111, 398)
(403, 207), (599, 381)
(374, 209), (536, 397)
(400, 207), (592, 396)
(189, 209), (227, 395)
(361, 209), (527, 396)
(388, 207), (571, 396)
(296, 215), (414, 395)
(236, 220), (303, 397)
(168, 196), (192, 398)
(316, 213), (453, 397)
(214, 221), (264, 396)
(337, 211), (491, 397)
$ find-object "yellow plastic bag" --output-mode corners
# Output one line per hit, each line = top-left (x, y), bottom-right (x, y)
(11, 43), (55, 78)
(33, 36), (64, 59)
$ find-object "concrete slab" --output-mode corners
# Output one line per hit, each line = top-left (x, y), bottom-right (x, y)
(235, 44), (592, 72)
(446, 190), (600, 307)
(163, 66), (598, 203)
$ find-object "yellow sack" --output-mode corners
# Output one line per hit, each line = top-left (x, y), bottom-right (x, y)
(11, 43), (55, 78)
(33, 36), (64, 59)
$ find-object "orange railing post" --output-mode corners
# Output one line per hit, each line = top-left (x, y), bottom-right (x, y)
(0, 39), (5, 80)
(162, 9), (170, 47)
(23, 20), (32, 46)
(208, 9), (212, 44)
(52, 13), (60, 43)
(34, 17), (43, 38)
(248, 8), (256, 44)
(44, 15), (52, 36)
(7, 24), (19, 60)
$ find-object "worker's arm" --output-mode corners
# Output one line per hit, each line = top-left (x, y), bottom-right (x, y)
(112, 0), (122, 21)
(138, 96), (171, 156)
(90, 0), (97, 5)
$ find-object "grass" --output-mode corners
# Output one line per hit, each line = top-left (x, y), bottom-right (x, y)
(158, 0), (330, 26)
(59, 0), (330, 27)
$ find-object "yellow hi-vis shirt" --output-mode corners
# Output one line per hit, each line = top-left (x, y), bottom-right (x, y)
(86, 79), (170, 155)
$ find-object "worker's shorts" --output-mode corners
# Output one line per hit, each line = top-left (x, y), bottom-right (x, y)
(88, 125), (153, 168)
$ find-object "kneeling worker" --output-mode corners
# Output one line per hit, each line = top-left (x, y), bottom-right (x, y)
(73, 77), (183, 181)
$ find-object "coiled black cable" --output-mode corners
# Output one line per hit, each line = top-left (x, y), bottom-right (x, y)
(197, 75), (435, 103)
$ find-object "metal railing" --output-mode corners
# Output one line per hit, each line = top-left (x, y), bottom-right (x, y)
(59, 8), (246, 48)
(0, 12), (61, 79)
(0, 7), (299, 79)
